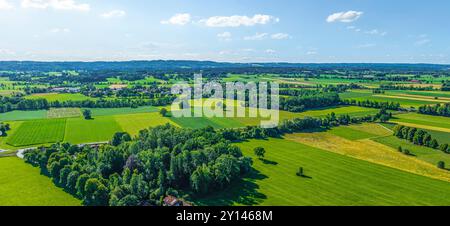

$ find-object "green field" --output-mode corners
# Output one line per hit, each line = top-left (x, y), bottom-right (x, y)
(340, 90), (444, 108)
(196, 138), (450, 206)
(6, 119), (66, 146)
(115, 112), (176, 136)
(298, 106), (379, 118)
(87, 106), (159, 117)
(0, 157), (81, 206)
(327, 126), (380, 140)
(0, 110), (47, 121)
(391, 113), (450, 131)
(25, 93), (95, 102)
(64, 116), (122, 144)
(373, 136), (450, 169)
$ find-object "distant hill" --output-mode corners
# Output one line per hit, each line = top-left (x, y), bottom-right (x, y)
(0, 60), (449, 72)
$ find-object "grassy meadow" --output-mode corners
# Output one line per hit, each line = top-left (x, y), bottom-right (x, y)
(0, 157), (81, 206)
(196, 138), (450, 206)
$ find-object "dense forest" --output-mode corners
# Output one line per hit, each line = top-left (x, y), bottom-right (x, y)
(24, 124), (252, 206)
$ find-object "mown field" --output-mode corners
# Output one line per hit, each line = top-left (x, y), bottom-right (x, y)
(196, 138), (450, 206)
(64, 116), (122, 144)
(0, 157), (81, 206)
(6, 119), (66, 146)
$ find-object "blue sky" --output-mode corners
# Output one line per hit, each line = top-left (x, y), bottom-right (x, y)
(0, 0), (449, 63)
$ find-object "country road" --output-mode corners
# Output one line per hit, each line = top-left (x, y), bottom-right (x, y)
(0, 141), (109, 159)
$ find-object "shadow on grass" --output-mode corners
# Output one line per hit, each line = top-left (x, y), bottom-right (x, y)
(192, 168), (268, 206)
(261, 159), (278, 165)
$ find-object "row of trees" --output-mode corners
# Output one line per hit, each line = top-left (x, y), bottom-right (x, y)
(280, 92), (341, 112)
(342, 99), (401, 110)
(24, 124), (252, 206)
(393, 125), (450, 153)
(220, 109), (392, 141)
(379, 83), (436, 91)
(0, 96), (176, 113)
(418, 103), (450, 117)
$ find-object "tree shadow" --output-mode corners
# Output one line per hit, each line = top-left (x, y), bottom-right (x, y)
(192, 168), (268, 206)
(299, 175), (313, 179)
(261, 159), (278, 165)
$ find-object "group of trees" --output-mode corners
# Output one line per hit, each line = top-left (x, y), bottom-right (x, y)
(393, 125), (449, 153)
(342, 99), (401, 110)
(280, 92), (341, 112)
(0, 122), (10, 136)
(418, 103), (450, 117)
(24, 124), (252, 206)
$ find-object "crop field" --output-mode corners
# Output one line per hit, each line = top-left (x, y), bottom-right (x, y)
(284, 128), (450, 182)
(0, 110), (47, 121)
(64, 116), (122, 144)
(0, 157), (81, 206)
(387, 90), (450, 99)
(391, 113), (450, 132)
(115, 112), (176, 136)
(6, 119), (66, 147)
(372, 136), (450, 169)
(87, 106), (159, 117)
(340, 90), (443, 108)
(197, 138), (450, 206)
(47, 108), (81, 118)
(298, 106), (379, 118)
(25, 93), (95, 102)
(169, 115), (228, 129)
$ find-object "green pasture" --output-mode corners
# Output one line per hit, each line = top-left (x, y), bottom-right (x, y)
(196, 138), (450, 206)
(0, 157), (81, 206)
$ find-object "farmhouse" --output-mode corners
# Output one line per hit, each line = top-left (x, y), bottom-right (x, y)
(163, 196), (192, 206)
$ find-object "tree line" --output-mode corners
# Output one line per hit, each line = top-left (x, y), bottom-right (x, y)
(342, 99), (401, 110)
(418, 103), (450, 117)
(393, 125), (450, 154)
(220, 109), (392, 141)
(0, 96), (175, 113)
(24, 124), (252, 206)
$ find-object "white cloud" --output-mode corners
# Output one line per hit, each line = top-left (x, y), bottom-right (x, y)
(161, 13), (191, 25)
(201, 14), (279, 27)
(356, 43), (376, 48)
(0, 0), (14, 10)
(327, 11), (363, 23)
(306, 51), (318, 55)
(50, 28), (71, 33)
(21, 0), (90, 11)
(415, 39), (431, 46)
(271, 33), (290, 40)
(101, 10), (126, 19)
(265, 49), (276, 54)
(217, 32), (232, 41)
(243, 32), (290, 41)
(244, 33), (268, 41)
(0, 49), (16, 55)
